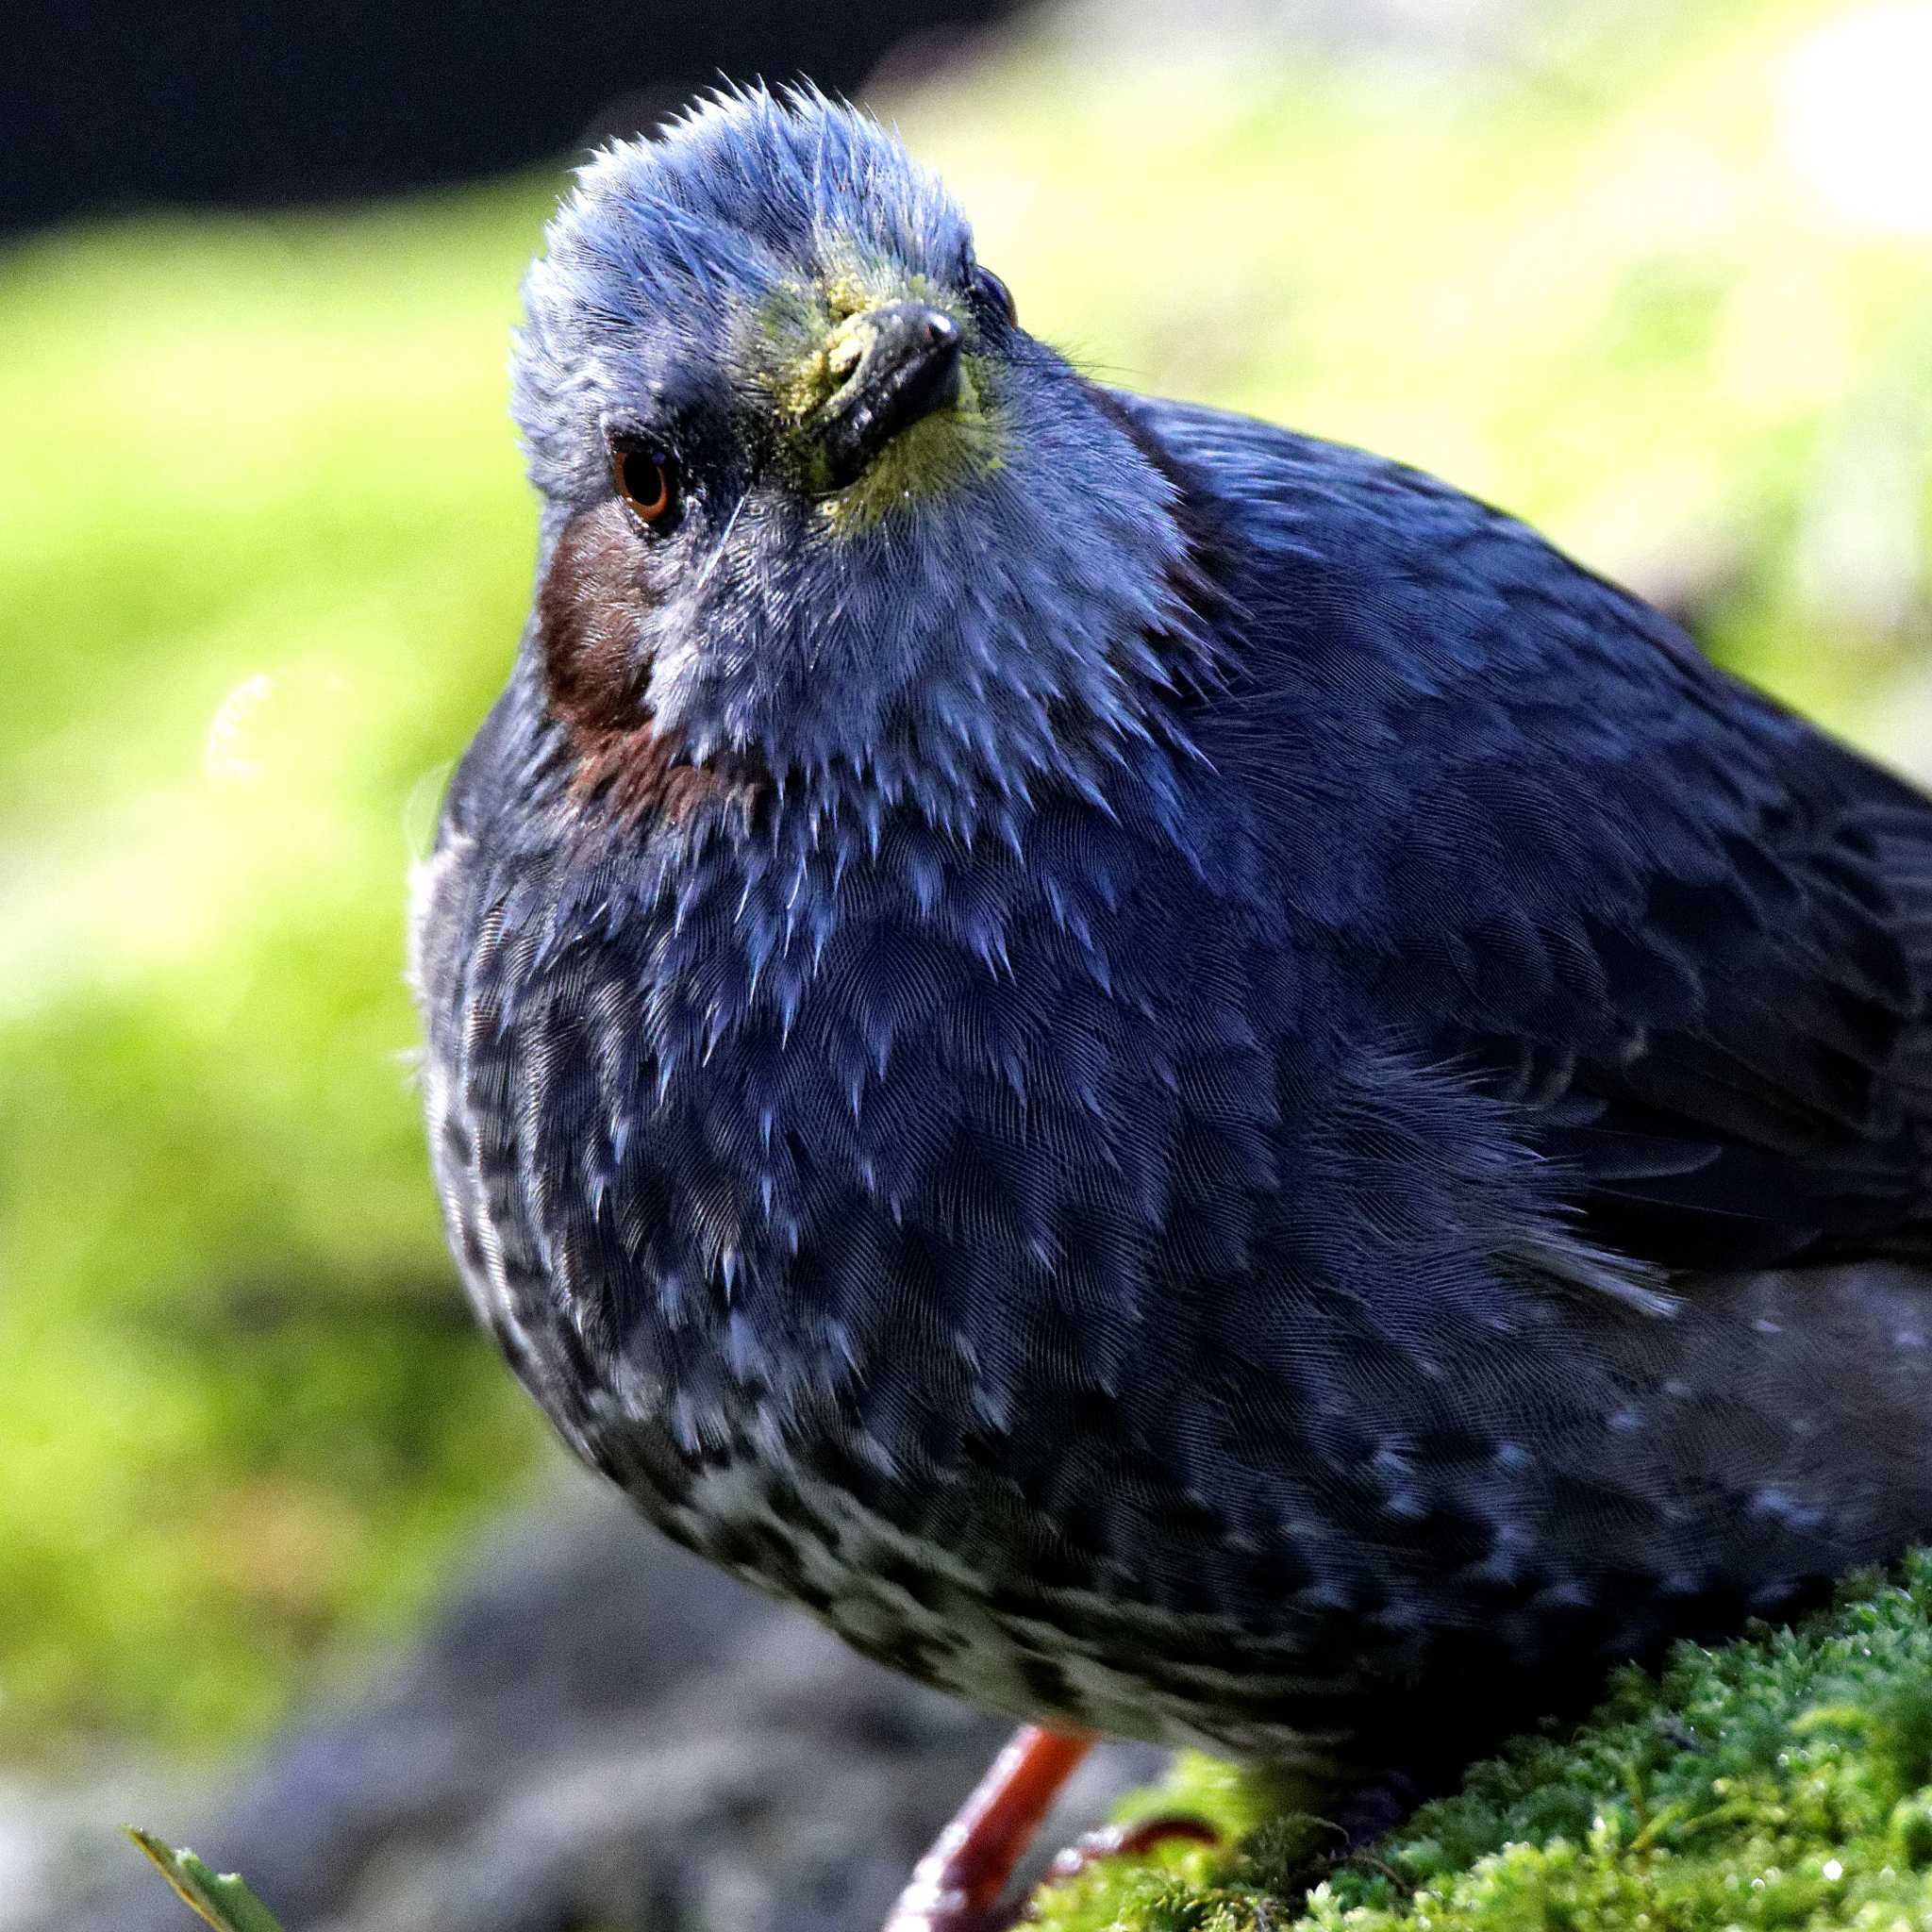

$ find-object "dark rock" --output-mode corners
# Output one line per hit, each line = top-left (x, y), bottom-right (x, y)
(20, 1474), (1158, 1931)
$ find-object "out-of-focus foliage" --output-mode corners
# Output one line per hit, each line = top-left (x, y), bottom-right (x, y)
(0, 0), (1927, 1757)
(0, 188), (555, 1754)
(1031, 1556), (1932, 1932)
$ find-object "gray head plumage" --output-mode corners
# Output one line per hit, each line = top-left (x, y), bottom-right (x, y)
(510, 83), (1216, 836)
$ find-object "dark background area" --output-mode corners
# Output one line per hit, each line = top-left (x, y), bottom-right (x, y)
(5, 0), (1016, 234)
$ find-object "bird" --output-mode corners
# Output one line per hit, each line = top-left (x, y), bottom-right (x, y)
(411, 82), (1932, 1931)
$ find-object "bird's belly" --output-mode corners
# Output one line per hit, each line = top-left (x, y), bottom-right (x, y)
(553, 1256), (1932, 1772)
(593, 1421), (1386, 1769)
(436, 1010), (1932, 1768)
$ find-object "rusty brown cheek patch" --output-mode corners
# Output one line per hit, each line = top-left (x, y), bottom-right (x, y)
(537, 504), (766, 825)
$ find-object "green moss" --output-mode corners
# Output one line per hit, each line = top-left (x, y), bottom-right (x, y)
(1031, 1556), (1932, 1932)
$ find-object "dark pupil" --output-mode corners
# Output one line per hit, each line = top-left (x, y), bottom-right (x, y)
(625, 453), (662, 506)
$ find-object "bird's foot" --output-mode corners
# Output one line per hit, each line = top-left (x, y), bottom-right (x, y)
(881, 1725), (1222, 1932)
(1043, 1812), (1223, 1885)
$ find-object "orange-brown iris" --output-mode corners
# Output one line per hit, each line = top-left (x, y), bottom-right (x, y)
(611, 447), (675, 526)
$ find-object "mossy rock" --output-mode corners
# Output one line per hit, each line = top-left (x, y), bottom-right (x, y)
(1035, 1552), (1932, 1932)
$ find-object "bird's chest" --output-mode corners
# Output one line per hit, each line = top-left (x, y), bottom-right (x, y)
(425, 800), (1399, 1746)
(436, 792), (1274, 1445)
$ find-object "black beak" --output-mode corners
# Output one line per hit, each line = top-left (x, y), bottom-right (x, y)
(813, 301), (963, 490)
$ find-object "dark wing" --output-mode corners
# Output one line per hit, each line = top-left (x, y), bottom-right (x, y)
(1125, 391), (1932, 1274)
(1403, 776), (1932, 1272)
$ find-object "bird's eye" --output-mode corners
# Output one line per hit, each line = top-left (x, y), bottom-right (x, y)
(969, 262), (1017, 327)
(610, 446), (680, 531)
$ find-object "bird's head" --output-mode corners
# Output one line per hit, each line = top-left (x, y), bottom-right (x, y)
(512, 84), (1209, 829)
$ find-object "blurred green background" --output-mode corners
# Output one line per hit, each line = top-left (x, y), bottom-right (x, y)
(2, 0), (1928, 1773)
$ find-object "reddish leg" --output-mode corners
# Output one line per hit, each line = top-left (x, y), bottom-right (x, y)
(883, 1725), (1094, 1932)
(882, 1726), (1225, 1932)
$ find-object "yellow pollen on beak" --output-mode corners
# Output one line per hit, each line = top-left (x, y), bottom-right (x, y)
(752, 278), (1009, 523)
(824, 326), (866, 385)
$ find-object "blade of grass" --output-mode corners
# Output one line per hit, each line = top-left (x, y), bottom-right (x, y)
(125, 1828), (286, 1932)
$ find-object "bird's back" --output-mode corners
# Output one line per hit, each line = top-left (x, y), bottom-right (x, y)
(1124, 390), (1932, 1265)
